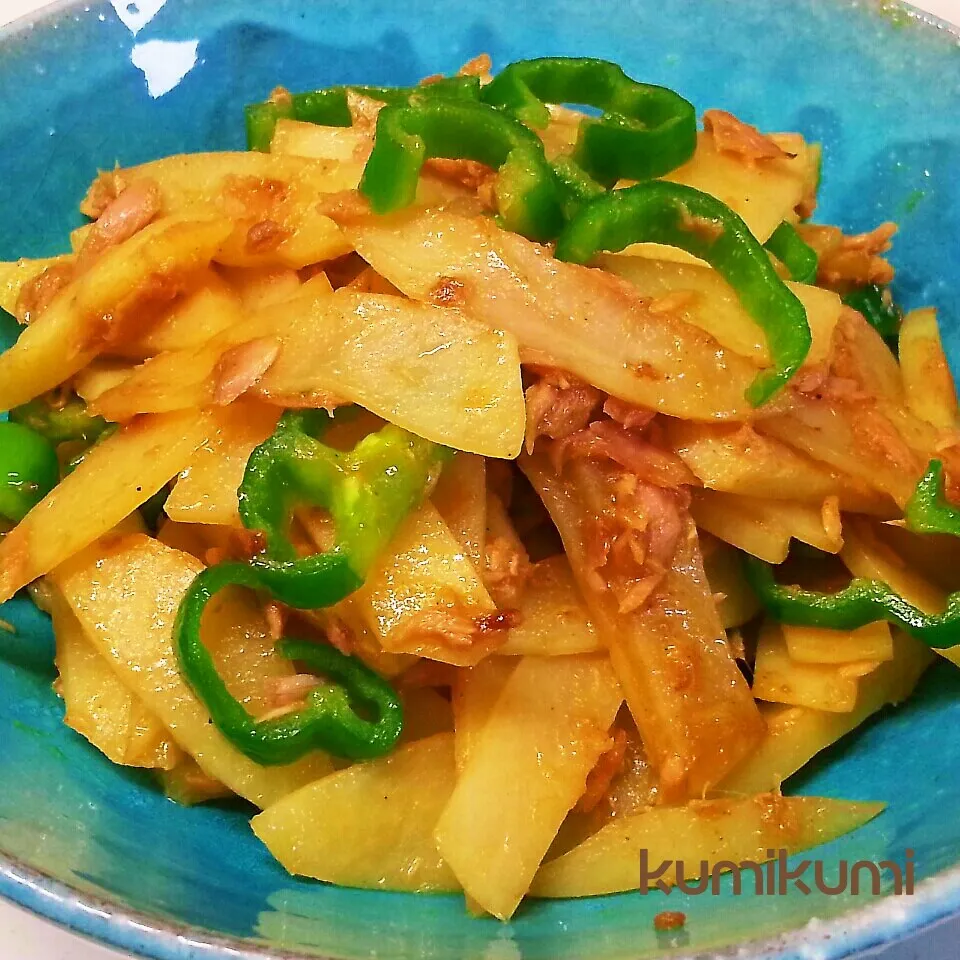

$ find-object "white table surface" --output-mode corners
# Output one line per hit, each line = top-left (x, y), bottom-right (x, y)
(2, 0), (960, 957)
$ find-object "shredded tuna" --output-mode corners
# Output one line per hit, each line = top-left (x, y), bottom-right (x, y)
(602, 396), (656, 432)
(324, 616), (356, 657)
(793, 369), (868, 402)
(801, 222), (897, 289)
(703, 109), (794, 164)
(653, 911), (687, 932)
(428, 275), (467, 307)
(15, 261), (74, 324)
(399, 607), (513, 652)
(523, 369), (603, 454)
(263, 674), (320, 710)
(315, 189), (372, 222)
(577, 727), (629, 813)
(346, 90), (386, 132)
(424, 158), (495, 193)
(583, 470), (688, 613)
(678, 206), (725, 243)
(458, 53), (493, 79)
(851, 404), (921, 477)
(484, 535), (533, 608)
(77, 178), (163, 271)
(263, 601), (287, 642)
(80, 169), (124, 218)
(213, 337), (281, 405)
(268, 85), (294, 108)
(245, 218), (291, 254)
(223, 175), (289, 219)
(553, 420), (698, 488)
(821, 495), (842, 547)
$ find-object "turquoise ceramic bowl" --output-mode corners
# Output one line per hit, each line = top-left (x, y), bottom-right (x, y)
(2, 1), (960, 957)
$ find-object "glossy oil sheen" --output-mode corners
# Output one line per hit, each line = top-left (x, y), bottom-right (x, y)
(1, 1), (960, 958)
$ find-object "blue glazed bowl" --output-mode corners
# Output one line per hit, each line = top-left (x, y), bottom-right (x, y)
(2, 1), (960, 957)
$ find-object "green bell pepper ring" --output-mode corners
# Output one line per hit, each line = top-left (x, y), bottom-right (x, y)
(905, 460), (960, 538)
(9, 395), (110, 445)
(842, 284), (903, 341)
(239, 410), (451, 580)
(555, 180), (812, 406)
(742, 553), (960, 650)
(173, 412), (447, 763)
(174, 561), (402, 765)
(0, 421), (59, 523)
(764, 221), (818, 284)
(245, 75), (481, 152)
(549, 155), (608, 222)
(480, 57), (697, 187)
(359, 99), (565, 242)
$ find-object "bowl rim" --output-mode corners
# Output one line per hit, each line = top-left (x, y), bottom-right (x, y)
(2, 0), (960, 957)
(4, 848), (960, 960)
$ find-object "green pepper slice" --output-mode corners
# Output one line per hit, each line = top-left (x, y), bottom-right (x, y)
(764, 221), (818, 284)
(842, 284), (903, 340)
(360, 98), (565, 242)
(0, 421), (59, 523)
(245, 75), (481, 151)
(743, 553), (960, 650)
(174, 561), (402, 765)
(480, 57), (697, 186)
(555, 180), (812, 406)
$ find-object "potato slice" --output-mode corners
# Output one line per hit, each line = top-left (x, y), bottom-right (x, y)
(758, 394), (925, 508)
(0, 217), (231, 412)
(719, 630), (934, 794)
(691, 490), (842, 564)
(783, 622), (894, 665)
(530, 792), (884, 898)
(599, 254), (840, 367)
(701, 537), (760, 630)
(73, 359), (137, 403)
(665, 419), (894, 514)
(253, 734), (460, 893)
(0, 255), (71, 316)
(753, 621), (880, 713)
(164, 400), (280, 527)
(662, 131), (814, 244)
(431, 452), (487, 572)
(120, 270), (245, 359)
(0, 409), (213, 603)
(253, 290), (525, 459)
(93, 288), (525, 459)
(435, 654), (623, 919)
(899, 307), (959, 430)
(336, 208), (762, 421)
(523, 454), (763, 799)
(451, 656), (518, 772)
(270, 119), (369, 161)
(499, 555), (601, 656)
(98, 152), (357, 269)
(352, 503), (500, 667)
(51, 588), (179, 770)
(218, 265), (302, 311)
(841, 517), (946, 614)
(50, 534), (332, 808)
(840, 518), (959, 669)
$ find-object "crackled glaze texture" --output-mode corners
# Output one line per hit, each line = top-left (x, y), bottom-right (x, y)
(1, 1), (960, 958)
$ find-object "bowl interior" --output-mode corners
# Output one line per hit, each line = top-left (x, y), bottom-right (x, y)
(2, 1), (960, 958)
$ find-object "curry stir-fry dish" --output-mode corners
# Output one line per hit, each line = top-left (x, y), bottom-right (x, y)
(1, 56), (958, 919)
